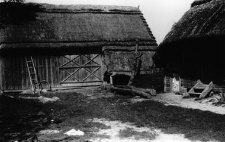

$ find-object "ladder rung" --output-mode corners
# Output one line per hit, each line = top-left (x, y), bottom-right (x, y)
(189, 93), (202, 96)
(196, 84), (207, 86)
(194, 87), (206, 89)
(26, 57), (40, 92)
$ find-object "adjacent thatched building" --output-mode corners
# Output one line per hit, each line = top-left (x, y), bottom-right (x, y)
(154, 0), (225, 91)
(0, 3), (157, 91)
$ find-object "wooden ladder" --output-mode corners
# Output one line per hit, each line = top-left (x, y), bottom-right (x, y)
(25, 56), (39, 93)
(188, 80), (213, 98)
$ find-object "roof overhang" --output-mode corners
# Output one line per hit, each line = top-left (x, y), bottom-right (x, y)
(0, 40), (157, 55)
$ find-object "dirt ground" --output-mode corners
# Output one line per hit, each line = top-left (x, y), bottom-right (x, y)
(1, 87), (225, 142)
(152, 93), (225, 115)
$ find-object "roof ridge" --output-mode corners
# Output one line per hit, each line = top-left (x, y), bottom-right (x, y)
(26, 3), (140, 13)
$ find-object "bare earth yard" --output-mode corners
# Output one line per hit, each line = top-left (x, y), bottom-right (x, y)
(0, 88), (225, 142)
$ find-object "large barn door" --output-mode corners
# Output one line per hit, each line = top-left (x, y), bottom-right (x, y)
(59, 54), (102, 87)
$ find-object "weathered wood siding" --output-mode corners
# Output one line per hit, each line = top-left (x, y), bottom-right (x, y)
(2, 56), (29, 90)
(1, 54), (103, 90)
(1, 55), (57, 90)
(59, 54), (102, 87)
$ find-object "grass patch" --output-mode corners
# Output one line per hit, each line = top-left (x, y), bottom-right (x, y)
(1, 88), (225, 141)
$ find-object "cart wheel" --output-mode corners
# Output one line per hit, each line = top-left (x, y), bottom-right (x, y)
(39, 80), (51, 93)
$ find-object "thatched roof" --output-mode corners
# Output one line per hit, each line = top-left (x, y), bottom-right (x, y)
(191, 0), (213, 7)
(0, 3), (157, 51)
(161, 0), (225, 45)
(154, 0), (225, 67)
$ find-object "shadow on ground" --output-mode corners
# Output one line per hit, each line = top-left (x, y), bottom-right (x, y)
(0, 94), (64, 141)
(1, 89), (225, 141)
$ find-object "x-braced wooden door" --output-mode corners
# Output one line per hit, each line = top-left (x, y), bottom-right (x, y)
(59, 54), (102, 87)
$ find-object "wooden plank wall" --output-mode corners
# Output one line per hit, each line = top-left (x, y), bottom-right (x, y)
(2, 56), (29, 90)
(59, 54), (102, 84)
(34, 56), (61, 89)
(0, 54), (103, 90)
(1, 56), (62, 90)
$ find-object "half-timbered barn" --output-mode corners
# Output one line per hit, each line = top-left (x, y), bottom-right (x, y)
(0, 3), (157, 91)
(154, 0), (225, 92)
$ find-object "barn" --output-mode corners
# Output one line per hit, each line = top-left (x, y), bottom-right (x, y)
(154, 0), (225, 92)
(0, 3), (157, 92)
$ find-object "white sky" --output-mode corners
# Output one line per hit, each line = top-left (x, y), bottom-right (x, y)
(4, 0), (195, 44)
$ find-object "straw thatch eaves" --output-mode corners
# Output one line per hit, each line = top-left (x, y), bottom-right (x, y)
(161, 0), (225, 45)
(0, 3), (157, 51)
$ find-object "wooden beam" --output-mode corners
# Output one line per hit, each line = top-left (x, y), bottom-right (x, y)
(107, 85), (152, 99)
